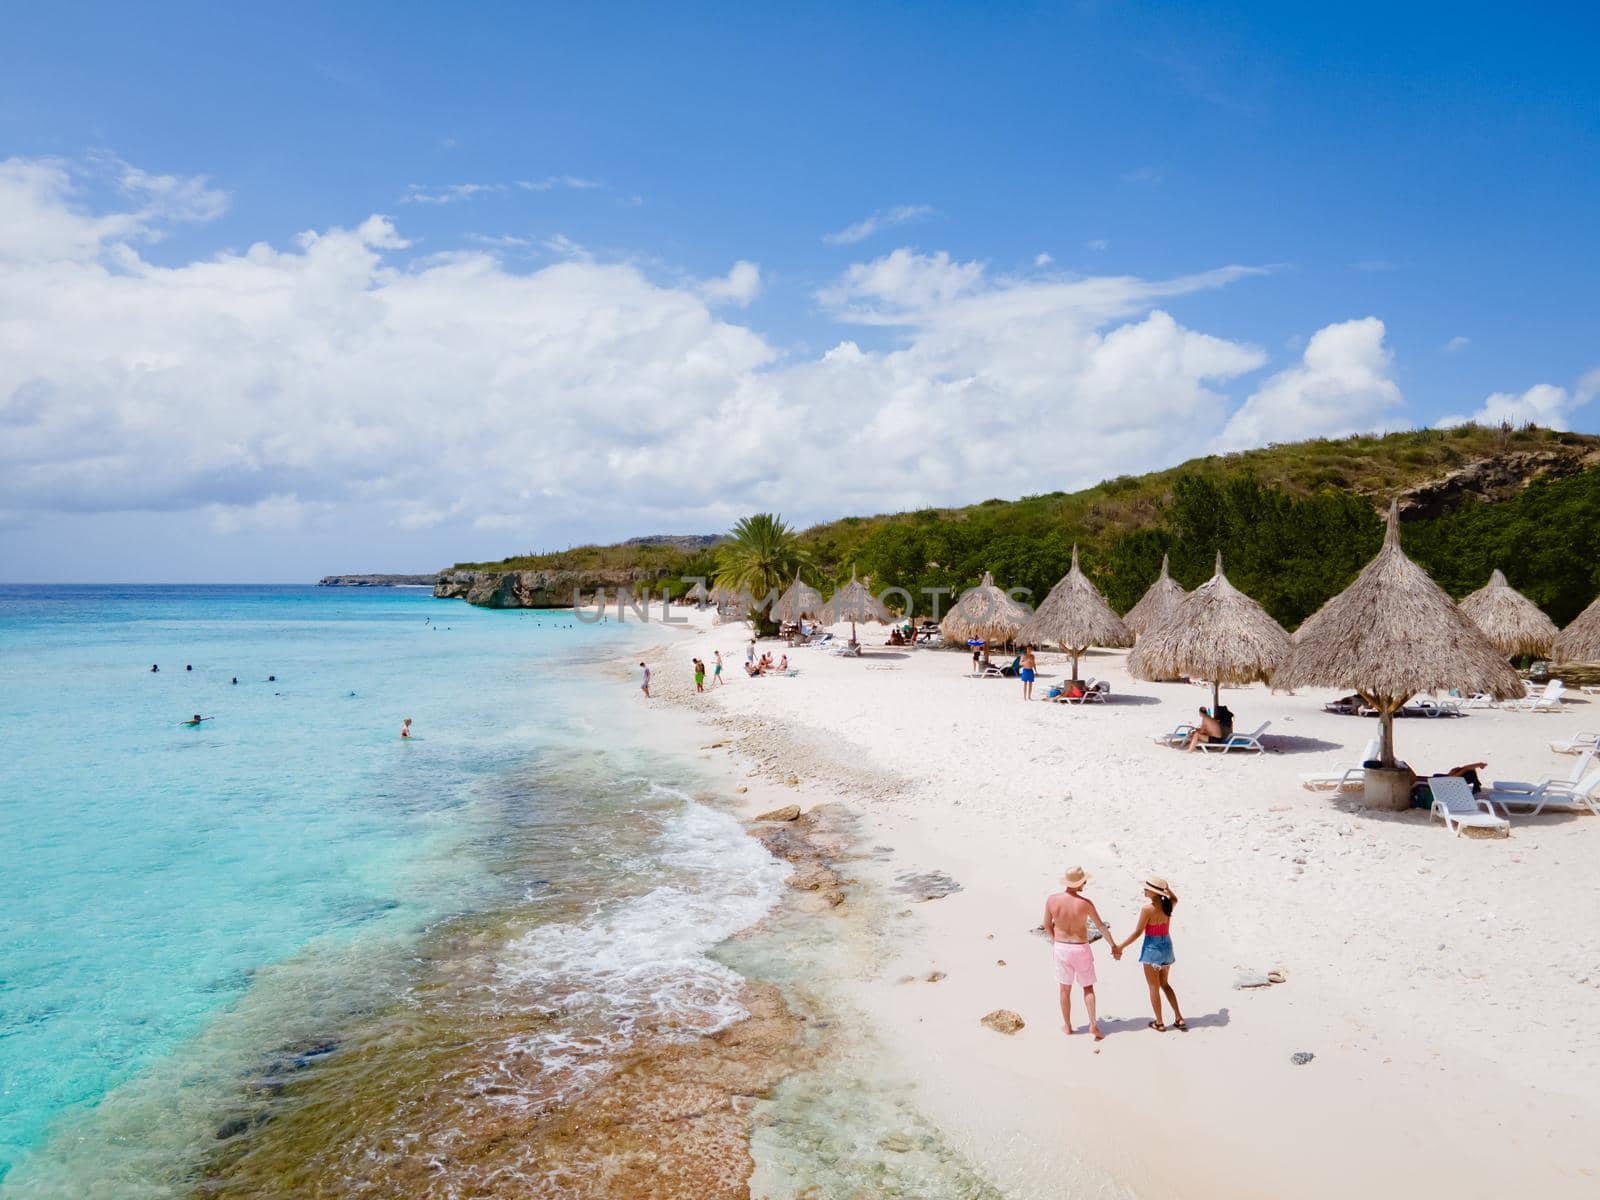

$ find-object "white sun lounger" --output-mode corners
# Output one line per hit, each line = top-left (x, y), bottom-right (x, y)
(830, 641), (863, 657)
(1428, 776), (1510, 837)
(1486, 752), (1600, 816)
(1465, 693), (1498, 709)
(1581, 685), (1600, 696)
(1413, 697), (1463, 718)
(1299, 739), (1381, 791)
(1196, 721), (1271, 754)
(1509, 680), (1566, 712)
(1153, 723), (1195, 745)
(1550, 731), (1600, 755)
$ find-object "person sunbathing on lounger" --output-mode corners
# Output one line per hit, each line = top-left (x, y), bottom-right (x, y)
(1184, 704), (1234, 752)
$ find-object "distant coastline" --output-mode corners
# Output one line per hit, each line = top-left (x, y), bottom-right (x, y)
(316, 574), (440, 587)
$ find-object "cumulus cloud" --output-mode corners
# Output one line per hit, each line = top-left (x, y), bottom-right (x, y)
(822, 204), (932, 246)
(403, 176), (601, 204)
(699, 260), (761, 307)
(0, 155), (1309, 559)
(1444, 335), (1470, 353)
(1435, 368), (1600, 430)
(1215, 317), (1402, 449)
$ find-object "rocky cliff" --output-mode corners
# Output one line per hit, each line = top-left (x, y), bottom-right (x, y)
(319, 574), (440, 586)
(433, 567), (674, 609)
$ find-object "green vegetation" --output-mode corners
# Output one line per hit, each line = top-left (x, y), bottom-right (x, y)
(711, 513), (812, 635)
(450, 425), (1600, 629)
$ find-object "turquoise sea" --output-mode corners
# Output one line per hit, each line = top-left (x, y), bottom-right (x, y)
(0, 585), (786, 1196)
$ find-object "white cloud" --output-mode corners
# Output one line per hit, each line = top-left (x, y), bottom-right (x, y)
(822, 204), (932, 246)
(402, 182), (508, 204)
(517, 176), (601, 192)
(1034, 251), (1053, 267)
(699, 260), (762, 307)
(0, 155), (1330, 559)
(207, 493), (333, 535)
(1215, 317), (1402, 449)
(1435, 368), (1599, 430)
(1085, 238), (1109, 252)
(1445, 335), (1470, 353)
(403, 177), (601, 204)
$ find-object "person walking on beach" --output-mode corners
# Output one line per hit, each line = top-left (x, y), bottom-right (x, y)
(1113, 876), (1185, 1031)
(640, 662), (652, 698)
(746, 640), (756, 668)
(1019, 647), (1037, 700)
(1044, 866), (1118, 1040)
(693, 658), (706, 693)
(713, 650), (723, 686)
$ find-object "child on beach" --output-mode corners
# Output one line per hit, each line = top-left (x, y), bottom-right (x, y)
(693, 658), (706, 692)
(1112, 876), (1185, 1032)
(1043, 866), (1118, 1040)
(1019, 647), (1037, 700)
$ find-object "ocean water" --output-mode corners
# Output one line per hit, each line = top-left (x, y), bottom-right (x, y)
(0, 585), (784, 1195)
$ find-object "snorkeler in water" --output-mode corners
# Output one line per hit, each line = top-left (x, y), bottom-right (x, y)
(180, 714), (212, 727)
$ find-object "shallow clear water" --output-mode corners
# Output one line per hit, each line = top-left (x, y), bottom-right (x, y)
(0, 584), (780, 1194)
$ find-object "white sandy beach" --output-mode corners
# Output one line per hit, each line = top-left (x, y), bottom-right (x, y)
(643, 609), (1600, 1199)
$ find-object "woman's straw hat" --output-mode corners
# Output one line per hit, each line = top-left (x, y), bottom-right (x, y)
(1062, 866), (1089, 888)
(1144, 875), (1176, 900)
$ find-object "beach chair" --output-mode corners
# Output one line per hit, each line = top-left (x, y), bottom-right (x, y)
(1465, 693), (1498, 709)
(1152, 723), (1196, 745)
(1052, 679), (1105, 704)
(1581, 685), (1600, 696)
(1550, 731), (1600, 755)
(830, 641), (862, 657)
(1413, 697), (1463, 718)
(1485, 751), (1600, 816)
(1299, 739), (1381, 791)
(971, 663), (1004, 678)
(1528, 680), (1567, 712)
(1428, 776), (1510, 836)
(1196, 721), (1271, 754)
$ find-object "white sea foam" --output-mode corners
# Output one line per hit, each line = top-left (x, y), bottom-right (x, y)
(487, 792), (789, 1103)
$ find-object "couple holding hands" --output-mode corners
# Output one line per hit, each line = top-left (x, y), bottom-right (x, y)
(1043, 866), (1184, 1040)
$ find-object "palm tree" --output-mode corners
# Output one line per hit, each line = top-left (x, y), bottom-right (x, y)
(714, 513), (812, 636)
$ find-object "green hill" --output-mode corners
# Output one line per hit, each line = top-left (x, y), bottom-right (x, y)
(452, 424), (1600, 628)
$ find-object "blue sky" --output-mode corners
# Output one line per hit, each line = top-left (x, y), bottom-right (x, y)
(1, 2), (1596, 581)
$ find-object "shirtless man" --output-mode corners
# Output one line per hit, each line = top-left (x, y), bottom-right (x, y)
(1044, 866), (1119, 1039)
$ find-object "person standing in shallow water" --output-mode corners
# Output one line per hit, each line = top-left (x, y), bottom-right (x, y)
(639, 662), (651, 698)
(1044, 866), (1117, 1040)
(400, 717), (412, 739)
(1113, 876), (1186, 1031)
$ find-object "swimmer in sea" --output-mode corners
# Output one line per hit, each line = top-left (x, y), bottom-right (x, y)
(186, 665), (193, 672)
(401, 717), (412, 738)
(180, 714), (212, 727)
(151, 664), (159, 672)
(267, 675), (276, 682)
(231, 677), (238, 685)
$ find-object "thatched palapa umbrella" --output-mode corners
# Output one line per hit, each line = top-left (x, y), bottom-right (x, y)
(1017, 546), (1132, 679)
(769, 573), (823, 625)
(1124, 553), (1187, 638)
(940, 571), (1030, 646)
(1459, 569), (1557, 658)
(1128, 551), (1290, 711)
(1553, 591), (1600, 664)
(684, 580), (710, 609)
(1277, 502), (1523, 769)
(821, 568), (890, 644)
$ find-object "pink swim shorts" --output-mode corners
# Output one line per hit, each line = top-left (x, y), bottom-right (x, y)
(1052, 941), (1096, 986)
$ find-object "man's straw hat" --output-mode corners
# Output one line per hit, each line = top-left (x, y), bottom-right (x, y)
(1062, 865), (1089, 888)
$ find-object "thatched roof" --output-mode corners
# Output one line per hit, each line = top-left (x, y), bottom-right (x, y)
(684, 580), (710, 603)
(1276, 503), (1524, 702)
(1459, 569), (1557, 658)
(822, 569), (890, 626)
(1017, 546), (1131, 651)
(1554, 592), (1600, 663)
(940, 571), (1030, 644)
(1123, 553), (1187, 637)
(769, 574), (823, 624)
(1128, 552), (1289, 686)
